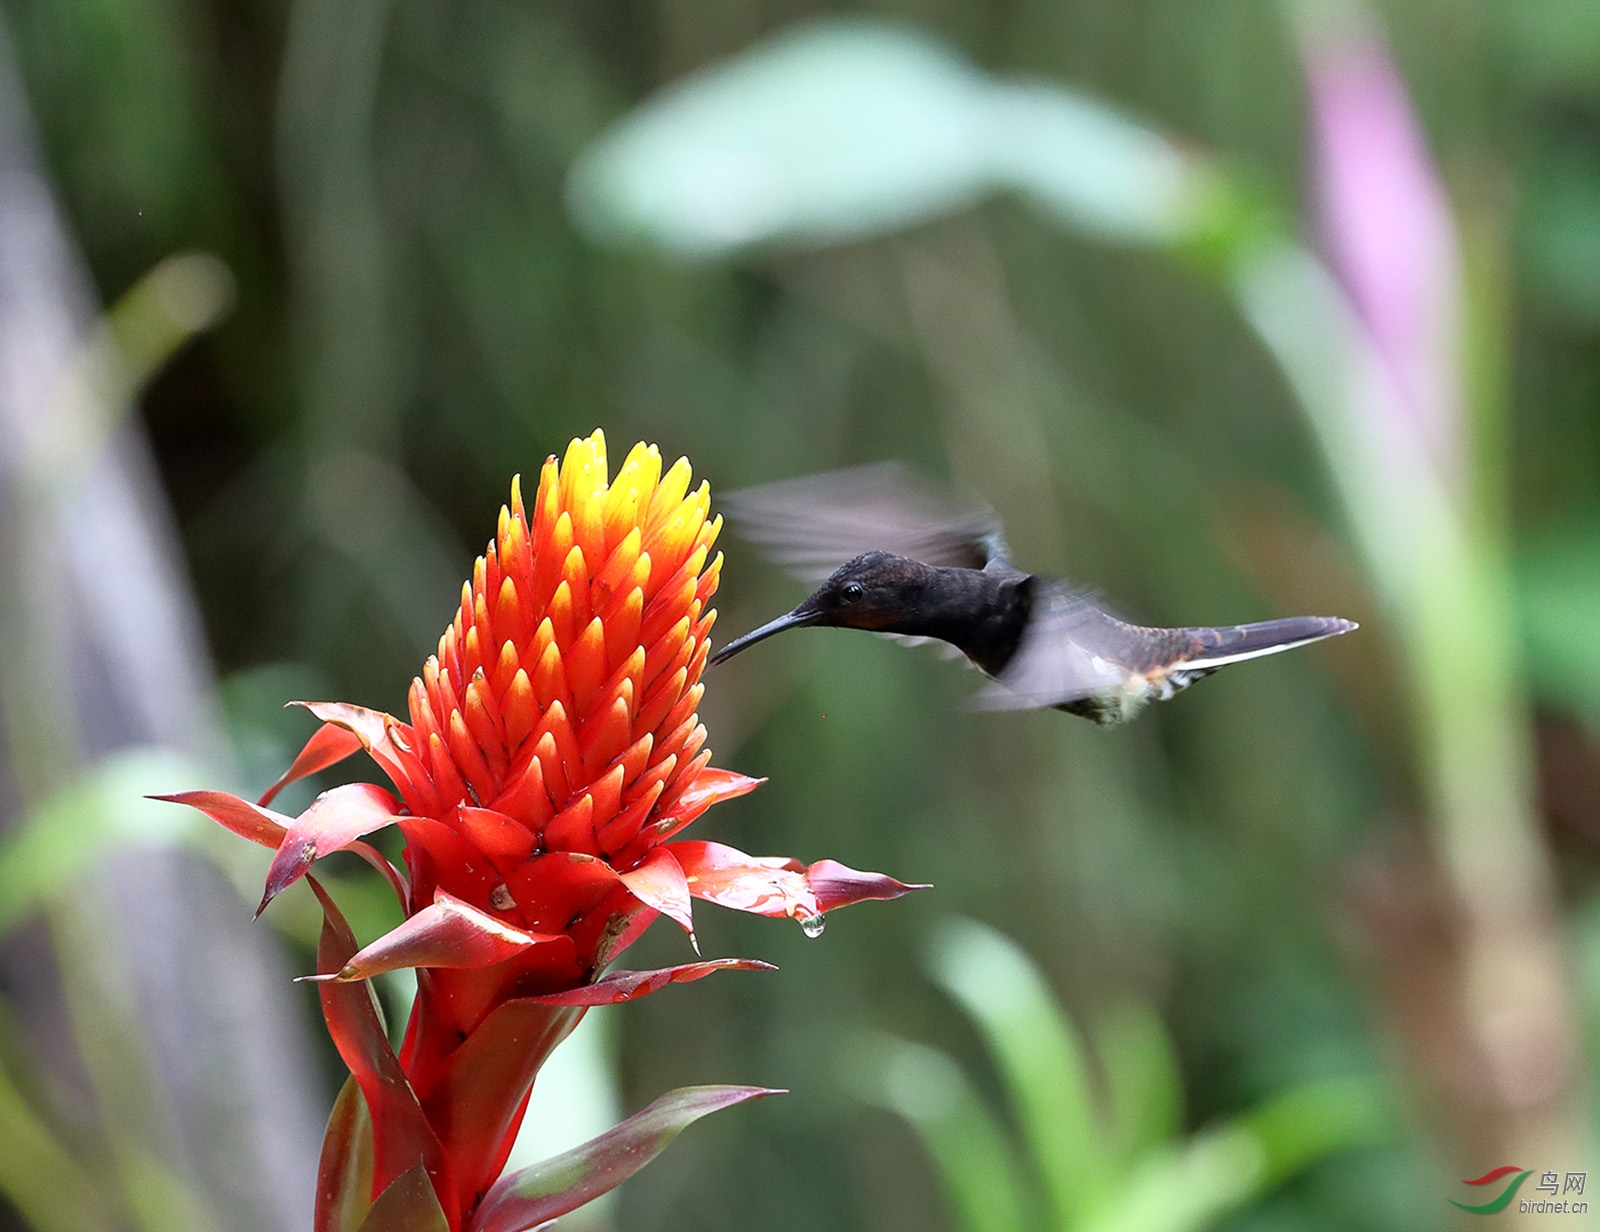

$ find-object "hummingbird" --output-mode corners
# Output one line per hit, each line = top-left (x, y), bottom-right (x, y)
(708, 463), (1357, 725)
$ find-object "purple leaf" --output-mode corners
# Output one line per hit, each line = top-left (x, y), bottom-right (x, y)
(468, 1086), (783, 1232)
(524, 958), (776, 1007)
(355, 1164), (450, 1232)
(315, 1077), (375, 1232)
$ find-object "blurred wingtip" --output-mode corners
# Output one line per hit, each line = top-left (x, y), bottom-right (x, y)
(716, 461), (1005, 574)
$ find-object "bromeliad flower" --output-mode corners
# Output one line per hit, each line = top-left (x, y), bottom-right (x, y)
(159, 431), (923, 1232)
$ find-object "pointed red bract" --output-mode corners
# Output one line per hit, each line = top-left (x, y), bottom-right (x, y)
(671, 840), (928, 923)
(616, 846), (696, 937)
(805, 857), (933, 912)
(260, 721), (366, 808)
(259, 783), (403, 916)
(647, 767), (764, 840)
(307, 890), (567, 983)
(153, 789), (288, 849)
(296, 700), (427, 813)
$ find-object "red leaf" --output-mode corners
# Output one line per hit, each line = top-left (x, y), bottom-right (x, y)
(468, 1086), (783, 1232)
(259, 721), (366, 808)
(669, 841), (808, 917)
(648, 767), (763, 840)
(524, 958), (775, 1006)
(415, 998), (585, 1219)
(315, 1076), (374, 1232)
(804, 858), (931, 913)
(307, 878), (455, 1228)
(616, 847), (695, 939)
(259, 783), (404, 917)
(669, 840), (927, 926)
(296, 701), (417, 801)
(305, 890), (566, 983)
(355, 1164), (450, 1232)
(151, 790), (289, 849)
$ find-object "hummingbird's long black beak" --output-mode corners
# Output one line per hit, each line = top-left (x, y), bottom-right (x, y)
(709, 606), (821, 666)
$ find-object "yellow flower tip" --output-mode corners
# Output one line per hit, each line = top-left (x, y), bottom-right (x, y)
(616, 441), (662, 501)
(648, 459), (694, 527)
(559, 432), (609, 512)
(419, 433), (727, 849)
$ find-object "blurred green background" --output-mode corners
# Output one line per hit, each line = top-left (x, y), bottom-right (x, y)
(2, 0), (1600, 1230)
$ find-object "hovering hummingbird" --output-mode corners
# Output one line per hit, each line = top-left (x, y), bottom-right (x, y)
(709, 464), (1356, 725)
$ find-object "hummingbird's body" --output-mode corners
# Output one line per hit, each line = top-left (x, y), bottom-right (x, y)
(709, 465), (1356, 725)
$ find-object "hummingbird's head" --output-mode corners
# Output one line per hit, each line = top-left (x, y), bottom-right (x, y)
(793, 552), (923, 630)
(709, 551), (925, 665)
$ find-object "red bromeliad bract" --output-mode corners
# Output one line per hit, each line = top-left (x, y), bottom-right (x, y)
(160, 431), (923, 1232)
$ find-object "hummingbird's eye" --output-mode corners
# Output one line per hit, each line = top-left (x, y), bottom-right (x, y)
(841, 581), (865, 605)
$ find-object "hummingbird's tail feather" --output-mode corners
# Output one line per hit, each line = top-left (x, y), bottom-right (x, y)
(1174, 616), (1358, 670)
(967, 583), (1357, 720)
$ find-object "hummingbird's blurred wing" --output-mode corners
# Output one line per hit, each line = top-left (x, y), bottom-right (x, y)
(970, 584), (1132, 709)
(718, 462), (1008, 579)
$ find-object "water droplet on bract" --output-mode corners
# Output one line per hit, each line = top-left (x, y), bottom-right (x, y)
(800, 914), (826, 939)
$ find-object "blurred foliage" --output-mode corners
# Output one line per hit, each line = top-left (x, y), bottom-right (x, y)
(3, 0), (1600, 1230)
(854, 919), (1392, 1232)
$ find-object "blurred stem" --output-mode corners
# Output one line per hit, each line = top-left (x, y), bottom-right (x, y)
(1457, 171), (1515, 550)
(53, 901), (216, 1232)
(276, 0), (470, 661)
(276, 0), (397, 459)
(1096, 1001), (1183, 1170)
(0, 1017), (122, 1232)
(1234, 239), (1582, 1160)
(0, 252), (237, 1229)
(17, 253), (234, 496)
(0, 252), (234, 802)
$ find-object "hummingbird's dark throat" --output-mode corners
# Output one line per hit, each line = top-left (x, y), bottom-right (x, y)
(879, 565), (1033, 677)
